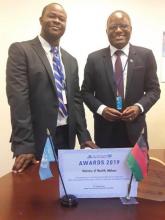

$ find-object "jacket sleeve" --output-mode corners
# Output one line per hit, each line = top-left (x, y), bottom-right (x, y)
(72, 60), (91, 144)
(137, 50), (161, 113)
(6, 43), (35, 156)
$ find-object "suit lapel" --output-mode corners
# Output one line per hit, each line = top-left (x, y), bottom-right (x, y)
(125, 45), (136, 100)
(103, 47), (116, 96)
(30, 37), (56, 91)
(31, 39), (72, 99)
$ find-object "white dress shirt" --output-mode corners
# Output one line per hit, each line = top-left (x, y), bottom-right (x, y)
(97, 43), (143, 115)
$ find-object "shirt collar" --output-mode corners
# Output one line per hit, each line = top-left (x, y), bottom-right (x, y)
(38, 35), (61, 55)
(109, 43), (130, 57)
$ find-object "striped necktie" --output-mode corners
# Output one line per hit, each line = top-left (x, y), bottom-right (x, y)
(115, 50), (124, 98)
(51, 47), (68, 117)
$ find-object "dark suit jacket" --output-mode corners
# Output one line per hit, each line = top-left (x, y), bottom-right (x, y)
(6, 37), (91, 159)
(81, 45), (160, 146)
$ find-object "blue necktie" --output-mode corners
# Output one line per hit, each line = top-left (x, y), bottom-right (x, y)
(115, 50), (124, 98)
(51, 47), (68, 117)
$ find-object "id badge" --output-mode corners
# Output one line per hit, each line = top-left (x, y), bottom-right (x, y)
(62, 90), (67, 104)
(116, 96), (123, 111)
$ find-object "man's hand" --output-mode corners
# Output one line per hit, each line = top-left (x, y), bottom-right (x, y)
(81, 140), (98, 149)
(121, 105), (141, 122)
(12, 154), (39, 173)
(102, 107), (122, 121)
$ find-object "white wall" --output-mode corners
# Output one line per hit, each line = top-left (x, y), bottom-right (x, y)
(0, 0), (165, 177)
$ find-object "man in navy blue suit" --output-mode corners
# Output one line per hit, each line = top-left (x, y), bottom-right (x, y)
(81, 10), (160, 148)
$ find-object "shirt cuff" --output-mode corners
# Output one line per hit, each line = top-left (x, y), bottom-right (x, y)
(97, 105), (107, 115)
(134, 103), (144, 113)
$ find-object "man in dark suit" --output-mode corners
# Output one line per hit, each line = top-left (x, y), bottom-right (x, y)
(81, 10), (160, 148)
(6, 3), (96, 173)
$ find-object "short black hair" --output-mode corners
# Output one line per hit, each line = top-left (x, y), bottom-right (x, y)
(41, 3), (65, 17)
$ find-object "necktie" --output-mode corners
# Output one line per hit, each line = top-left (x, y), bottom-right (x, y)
(51, 47), (68, 117)
(114, 50), (124, 98)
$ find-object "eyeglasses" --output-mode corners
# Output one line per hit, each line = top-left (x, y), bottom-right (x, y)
(109, 24), (130, 30)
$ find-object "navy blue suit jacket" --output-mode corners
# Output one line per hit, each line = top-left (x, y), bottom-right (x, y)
(81, 45), (160, 146)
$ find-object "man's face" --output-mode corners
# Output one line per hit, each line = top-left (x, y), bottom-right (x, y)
(106, 12), (132, 49)
(40, 4), (67, 43)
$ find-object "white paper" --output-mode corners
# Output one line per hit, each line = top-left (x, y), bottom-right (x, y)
(58, 148), (138, 198)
